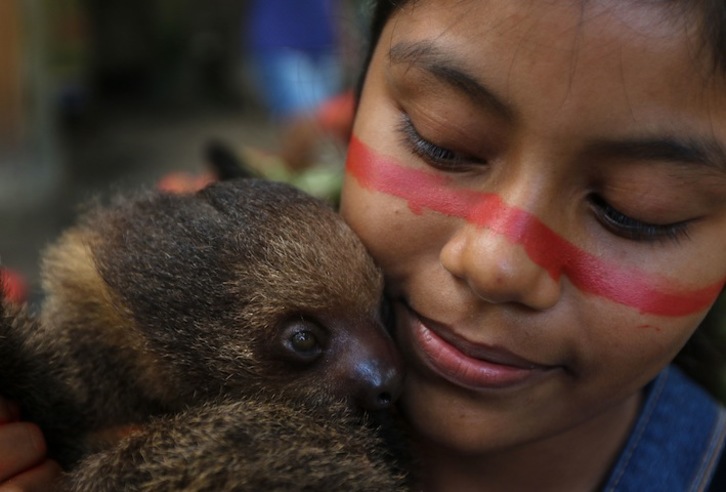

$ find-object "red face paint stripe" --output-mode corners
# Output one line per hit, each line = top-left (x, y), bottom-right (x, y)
(346, 135), (724, 317)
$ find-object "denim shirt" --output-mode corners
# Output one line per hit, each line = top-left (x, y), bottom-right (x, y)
(602, 365), (726, 492)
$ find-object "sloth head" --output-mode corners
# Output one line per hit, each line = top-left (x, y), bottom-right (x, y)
(54, 180), (403, 411)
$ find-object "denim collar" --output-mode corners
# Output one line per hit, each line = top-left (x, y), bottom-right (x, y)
(603, 365), (726, 492)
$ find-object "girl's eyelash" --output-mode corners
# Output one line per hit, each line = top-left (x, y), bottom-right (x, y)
(396, 115), (477, 170)
(589, 194), (691, 244)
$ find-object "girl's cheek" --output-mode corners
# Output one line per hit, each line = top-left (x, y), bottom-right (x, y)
(345, 135), (725, 318)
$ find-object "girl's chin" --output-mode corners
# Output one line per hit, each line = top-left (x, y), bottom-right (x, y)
(396, 380), (519, 455)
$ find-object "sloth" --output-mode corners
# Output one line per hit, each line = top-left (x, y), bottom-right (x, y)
(0, 179), (410, 491)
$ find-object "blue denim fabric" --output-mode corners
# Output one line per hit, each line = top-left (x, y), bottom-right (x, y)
(603, 365), (726, 492)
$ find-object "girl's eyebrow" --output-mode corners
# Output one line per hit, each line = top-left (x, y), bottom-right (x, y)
(587, 137), (726, 175)
(388, 41), (514, 120)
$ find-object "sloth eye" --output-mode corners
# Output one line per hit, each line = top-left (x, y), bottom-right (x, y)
(278, 318), (326, 363)
(289, 330), (318, 353)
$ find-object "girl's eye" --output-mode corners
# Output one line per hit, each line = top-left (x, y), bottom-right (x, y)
(588, 194), (691, 243)
(397, 114), (482, 171)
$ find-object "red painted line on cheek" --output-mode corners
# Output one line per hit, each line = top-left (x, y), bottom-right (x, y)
(346, 136), (725, 317)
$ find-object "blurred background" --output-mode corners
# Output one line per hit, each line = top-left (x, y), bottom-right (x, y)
(0, 0), (723, 398)
(0, 0), (366, 298)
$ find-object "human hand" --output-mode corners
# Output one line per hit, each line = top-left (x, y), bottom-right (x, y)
(0, 396), (62, 491)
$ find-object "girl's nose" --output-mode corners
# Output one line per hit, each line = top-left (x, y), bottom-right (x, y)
(440, 223), (562, 310)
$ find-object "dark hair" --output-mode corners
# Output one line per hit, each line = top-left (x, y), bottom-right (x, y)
(358, 0), (726, 401)
(355, 0), (413, 99)
(678, 293), (726, 401)
(701, 0), (726, 74)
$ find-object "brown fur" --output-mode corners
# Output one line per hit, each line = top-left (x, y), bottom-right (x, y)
(65, 396), (408, 492)
(0, 179), (409, 490)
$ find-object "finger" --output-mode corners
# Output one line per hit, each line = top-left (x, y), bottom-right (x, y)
(0, 459), (63, 492)
(0, 399), (20, 425)
(0, 423), (46, 483)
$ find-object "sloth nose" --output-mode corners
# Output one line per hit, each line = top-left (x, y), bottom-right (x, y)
(335, 320), (405, 411)
(354, 358), (404, 411)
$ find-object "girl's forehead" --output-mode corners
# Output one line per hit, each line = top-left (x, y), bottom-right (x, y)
(389, 0), (711, 77)
(390, 1), (712, 78)
(383, 0), (726, 140)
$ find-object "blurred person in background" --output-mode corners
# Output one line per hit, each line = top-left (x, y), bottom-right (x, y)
(243, 0), (346, 173)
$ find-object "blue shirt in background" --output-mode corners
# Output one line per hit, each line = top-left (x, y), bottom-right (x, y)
(245, 0), (337, 55)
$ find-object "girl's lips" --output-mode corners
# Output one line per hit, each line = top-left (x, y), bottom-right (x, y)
(404, 307), (557, 391)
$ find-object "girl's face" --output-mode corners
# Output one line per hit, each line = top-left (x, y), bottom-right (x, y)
(341, 0), (726, 455)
